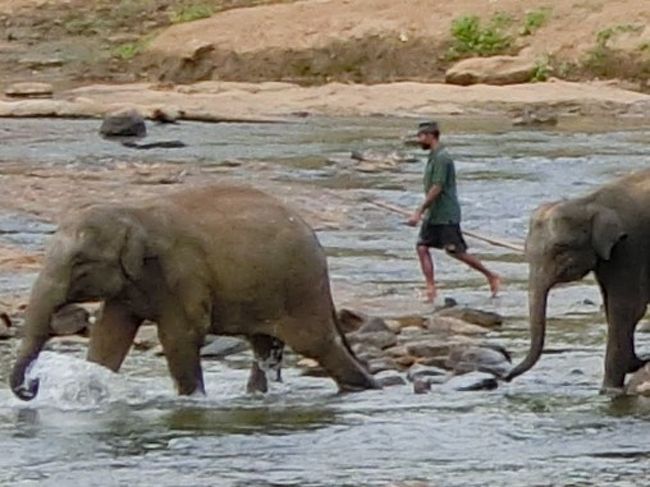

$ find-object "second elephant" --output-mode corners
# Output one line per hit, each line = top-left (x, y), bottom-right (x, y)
(505, 169), (650, 393)
(10, 185), (379, 400)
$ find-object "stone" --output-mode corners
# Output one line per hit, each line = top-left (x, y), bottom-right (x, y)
(446, 344), (512, 377)
(413, 378), (432, 394)
(133, 325), (159, 351)
(366, 357), (397, 374)
(357, 316), (393, 334)
(347, 330), (397, 350)
(405, 339), (453, 358)
(50, 304), (90, 336)
(393, 355), (417, 368)
(297, 358), (320, 368)
(435, 307), (503, 328)
(100, 108), (147, 138)
(0, 312), (14, 339)
(200, 336), (248, 358)
(445, 55), (536, 86)
(5, 82), (54, 98)
(406, 363), (447, 382)
(375, 371), (406, 387)
(625, 363), (650, 396)
(427, 315), (490, 335)
(444, 371), (499, 391)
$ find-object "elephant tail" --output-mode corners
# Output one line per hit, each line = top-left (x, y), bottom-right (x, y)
(329, 299), (381, 391)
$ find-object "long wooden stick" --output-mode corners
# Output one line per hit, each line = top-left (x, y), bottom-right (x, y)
(366, 199), (525, 253)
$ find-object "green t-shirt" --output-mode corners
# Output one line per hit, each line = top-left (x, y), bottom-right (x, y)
(423, 146), (461, 224)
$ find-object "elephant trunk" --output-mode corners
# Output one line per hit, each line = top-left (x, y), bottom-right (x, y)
(10, 272), (68, 400)
(504, 278), (550, 382)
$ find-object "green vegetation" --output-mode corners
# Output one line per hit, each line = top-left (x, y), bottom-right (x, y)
(169, 3), (214, 23)
(583, 24), (650, 85)
(113, 42), (142, 61)
(532, 56), (552, 82)
(447, 14), (513, 59)
(520, 7), (552, 36)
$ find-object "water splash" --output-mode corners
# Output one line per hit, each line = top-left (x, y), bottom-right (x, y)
(18, 352), (132, 410)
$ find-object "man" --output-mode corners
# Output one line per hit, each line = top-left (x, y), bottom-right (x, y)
(407, 121), (500, 302)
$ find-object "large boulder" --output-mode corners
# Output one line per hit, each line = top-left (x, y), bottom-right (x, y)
(445, 56), (536, 86)
(100, 108), (147, 138)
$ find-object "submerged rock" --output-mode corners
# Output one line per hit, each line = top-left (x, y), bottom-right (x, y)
(374, 370), (406, 387)
(443, 372), (499, 391)
(413, 377), (433, 394)
(347, 330), (397, 350)
(200, 336), (248, 358)
(446, 344), (512, 377)
(406, 363), (447, 382)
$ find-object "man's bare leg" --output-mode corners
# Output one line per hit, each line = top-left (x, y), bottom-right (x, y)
(416, 244), (437, 302)
(450, 251), (501, 297)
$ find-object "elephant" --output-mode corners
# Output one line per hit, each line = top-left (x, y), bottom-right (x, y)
(9, 185), (379, 400)
(505, 169), (650, 394)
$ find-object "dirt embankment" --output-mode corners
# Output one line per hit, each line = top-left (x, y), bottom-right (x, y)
(0, 0), (649, 89)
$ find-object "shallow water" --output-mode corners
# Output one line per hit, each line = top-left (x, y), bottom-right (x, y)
(0, 116), (649, 486)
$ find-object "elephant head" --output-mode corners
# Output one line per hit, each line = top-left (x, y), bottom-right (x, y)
(504, 199), (627, 381)
(10, 206), (147, 400)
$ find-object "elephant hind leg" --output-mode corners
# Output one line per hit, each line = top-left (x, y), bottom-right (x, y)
(279, 318), (379, 393)
(247, 334), (284, 394)
(87, 301), (141, 372)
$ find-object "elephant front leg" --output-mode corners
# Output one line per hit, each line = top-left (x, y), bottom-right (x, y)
(602, 298), (646, 394)
(247, 334), (284, 394)
(87, 301), (141, 372)
(157, 311), (205, 396)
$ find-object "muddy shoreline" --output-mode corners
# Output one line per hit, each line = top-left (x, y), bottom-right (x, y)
(2, 79), (650, 123)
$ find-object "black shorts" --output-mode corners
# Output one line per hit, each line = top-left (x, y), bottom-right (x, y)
(417, 222), (468, 254)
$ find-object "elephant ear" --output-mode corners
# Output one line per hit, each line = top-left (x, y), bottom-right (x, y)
(592, 207), (627, 260)
(119, 217), (147, 280)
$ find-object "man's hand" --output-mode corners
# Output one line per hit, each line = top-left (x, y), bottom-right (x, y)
(407, 210), (422, 227)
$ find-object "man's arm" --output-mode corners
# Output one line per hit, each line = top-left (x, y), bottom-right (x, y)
(407, 185), (442, 226)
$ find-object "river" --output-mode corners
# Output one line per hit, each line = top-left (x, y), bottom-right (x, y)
(0, 116), (649, 486)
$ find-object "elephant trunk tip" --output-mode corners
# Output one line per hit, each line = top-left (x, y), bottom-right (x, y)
(11, 378), (40, 401)
(501, 351), (543, 383)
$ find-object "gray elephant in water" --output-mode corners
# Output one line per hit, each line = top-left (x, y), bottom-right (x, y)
(10, 185), (379, 400)
(505, 169), (650, 394)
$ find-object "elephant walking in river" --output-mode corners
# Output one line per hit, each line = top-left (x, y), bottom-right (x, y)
(505, 170), (650, 394)
(10, 185), (379, 400)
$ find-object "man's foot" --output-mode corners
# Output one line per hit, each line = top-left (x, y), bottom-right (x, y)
(488, 274), (501, 298)
(424, 284), (437, 303)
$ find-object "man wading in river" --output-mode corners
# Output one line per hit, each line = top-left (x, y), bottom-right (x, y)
(407, 122), (500, 302)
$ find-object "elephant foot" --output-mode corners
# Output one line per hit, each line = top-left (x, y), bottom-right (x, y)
(246, 362), (269, 394)
(599, 385), (626, 398)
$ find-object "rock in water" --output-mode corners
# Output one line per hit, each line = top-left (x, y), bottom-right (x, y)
(625, 363), (650, 396)
(100, 108), (147, 138)
(50, 304), (90, 336)
(446, 344), (512, 377)
(444, 372), (499, 391)
(374, 370), (406, 387)
(435, 307), (503, 328)
(406, 363), (447, 382)
(0, 312), (14, 339)
(200, 336), (248, 358)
